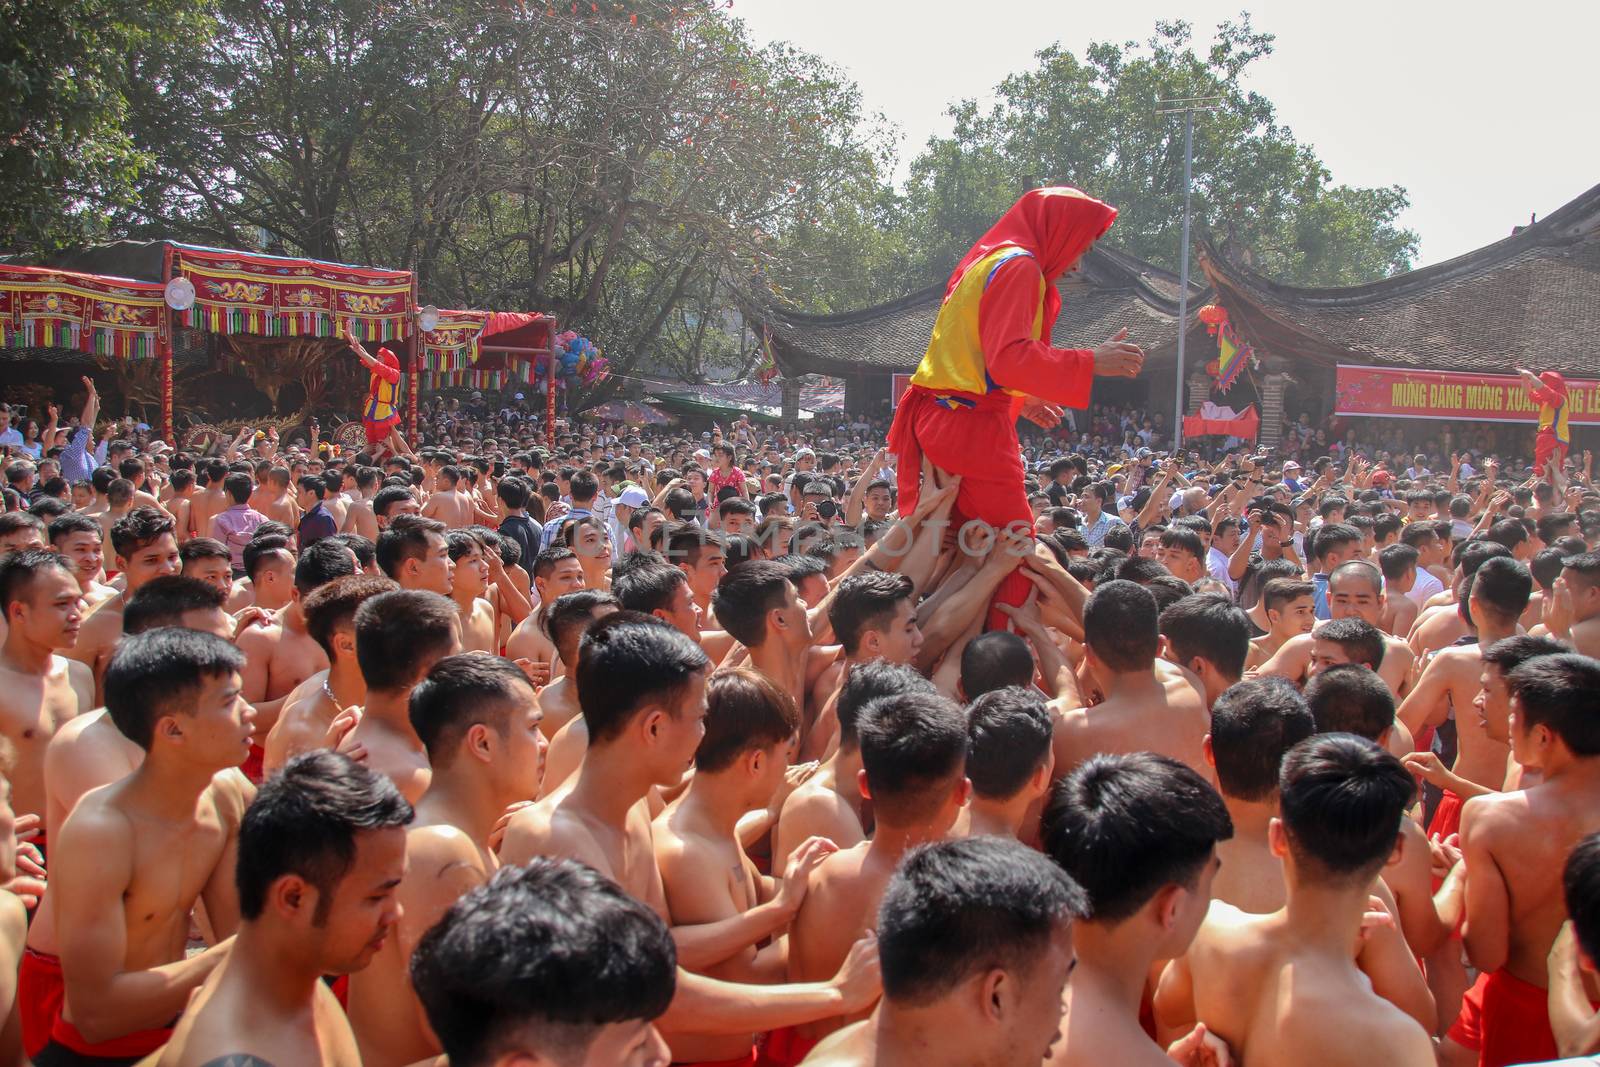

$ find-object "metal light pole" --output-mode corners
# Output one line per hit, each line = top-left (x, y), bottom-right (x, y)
(1156, 96), (1222, 451)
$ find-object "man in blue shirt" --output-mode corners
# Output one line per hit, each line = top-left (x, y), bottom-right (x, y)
(295, 475), (339, 549)
(58, 376), (101, 484)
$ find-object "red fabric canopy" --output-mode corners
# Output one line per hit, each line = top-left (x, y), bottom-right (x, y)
(1183, 405), (1260, 440)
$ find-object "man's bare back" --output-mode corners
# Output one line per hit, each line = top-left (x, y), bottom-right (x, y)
(774, 765), (864, 872)
(1052, 661), (1211, 783)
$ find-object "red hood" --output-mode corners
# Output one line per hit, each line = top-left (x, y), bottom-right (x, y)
(945, 186), (1117, 328)
(1540, 370), (1567, 392)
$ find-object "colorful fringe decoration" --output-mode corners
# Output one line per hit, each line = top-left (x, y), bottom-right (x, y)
(0, 265), (165, 360)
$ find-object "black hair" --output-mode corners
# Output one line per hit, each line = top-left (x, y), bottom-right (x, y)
(1470, 555), (1533, 623)
(1315, 617), (1386, 671)
(1160, 594), (1251, 682)
(295, 537), (358, 596)
(1304, 663), (1395, 742)
(123, 575), (227, 635)
(837, 660), (934, 752)
(612, 562), (690, 617)
(180, 536), (230, 567)
(695, 668), (799, 773)
(1083, 580), (1159, 672)
(1377, 543), (1419, 583)
(411, 858), (676, 1067)
(376, 515), (448, 579)
(856, 689), (967, 826)
(960, 631), (1036, 699)
(237, 751), (412, 924)
(1530, 547), (1568, 592)
(878, 837), (1085, 1005)
(410, 654), (534, 768)
(965, 687), (1052, 800)
(47, 511), (100, 546)
(1481, 634), (1571, 676)
(1044, 752), (1232, 922)
(354, 589), (460, 691)
(1311, 522), (1360, 563)
(1564, 833), (1600, 967)
(110, 506), (175, 560)
(710, 560), (793, 648)
(1207, 677), (1316, 802)
(576, 613), (710, 745)
(223, 471), (253, 505)
(304, 574), (399, 659)
(104, 627), (246, 749)
(828, 571), (915, 656)
(1279, 733), (1414, 882)
(1507, 653), (1600, 755)
(1262, 577), (1314, 616)
(547, 590), (620, 666)
(373, 485), (415, 518)
(240, 533), (290, 584)
(334, 532), (377, 569)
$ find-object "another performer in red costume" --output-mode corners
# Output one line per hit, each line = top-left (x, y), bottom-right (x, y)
(887, 186), (1144, 627)
(345, 329), (414, 460)
(1515, 366), (1570, 480)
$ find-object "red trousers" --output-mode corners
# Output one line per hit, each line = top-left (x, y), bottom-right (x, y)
(1535, 433), (1567, 474)
(888, 387), (1033, 629)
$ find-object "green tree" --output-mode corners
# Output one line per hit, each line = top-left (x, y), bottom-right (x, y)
(894, 17), (1418, 288)
(0, 0), (205, 251)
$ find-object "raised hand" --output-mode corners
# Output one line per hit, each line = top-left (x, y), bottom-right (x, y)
(1092, 328), (1144, 378)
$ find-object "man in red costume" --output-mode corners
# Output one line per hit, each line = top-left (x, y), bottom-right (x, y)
(887, 186), (1144, 625)
(346, 330), (414, 460)
(1515, 366), (1570, 479)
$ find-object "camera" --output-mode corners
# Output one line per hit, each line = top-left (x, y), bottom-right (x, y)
(816, 499), (839, 521)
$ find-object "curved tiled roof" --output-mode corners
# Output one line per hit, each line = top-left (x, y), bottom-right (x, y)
(1200, 180), (1600, 375)
(749, 246), (1208, 377)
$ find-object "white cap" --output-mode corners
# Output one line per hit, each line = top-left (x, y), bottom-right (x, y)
(618, 486), (650, 508)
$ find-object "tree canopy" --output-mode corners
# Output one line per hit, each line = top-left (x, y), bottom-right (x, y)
(1, 6), (1418, 391)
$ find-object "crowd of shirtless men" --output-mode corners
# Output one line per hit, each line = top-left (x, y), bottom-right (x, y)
(0, 393), (1598, 1067)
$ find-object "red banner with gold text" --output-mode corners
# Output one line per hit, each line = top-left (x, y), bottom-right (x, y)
(1335, 365), (1600, 424)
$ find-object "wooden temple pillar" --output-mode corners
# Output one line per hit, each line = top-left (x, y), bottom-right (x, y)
(781, 377), (801, 422)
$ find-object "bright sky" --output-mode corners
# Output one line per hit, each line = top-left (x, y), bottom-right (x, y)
(735, 0), (1600, 269)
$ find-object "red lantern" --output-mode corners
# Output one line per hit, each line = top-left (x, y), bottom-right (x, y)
(1196, 303), (1229, 337)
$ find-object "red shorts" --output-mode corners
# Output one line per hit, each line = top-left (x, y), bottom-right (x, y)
(1446, 967), (1588, 1067)
(19, 948), (173, 1062)
(1535, 435), (1568, 473)
(674, 1050), (757, 1067)
(757, 1027), (819, 1067)
(241, 742), (265, 785)
(888, 387), (1033, 629)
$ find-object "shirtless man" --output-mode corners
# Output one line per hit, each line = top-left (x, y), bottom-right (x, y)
(344, 588), (462, 804)
(21, 628), (251, 1063)
(178, 537), (232, 596)
(1202, 677), (1315, 915)
(1244, 577), (1314, 671)
(801, 836), (1081, 1067)
(504, 545), (587, 671)
(775, 663), (930, 869)
(349, 654), (545, 1066)
(666, 522), (728, 624)
(535, 592), (621, 793)
(239, 533), (296, 613)
(0, 762), (26, 1066)
(338, 468), (380, 542)
(164, 468), (197, 542)
(411, 858), (678, 1067)
(1448, 652), (1600, 1067)
(1052, 580), (1211, 784)
(1409, 542), (1514, 659)
(188, 461), (230, 548)
(47, 513), (117, 608)
(376, 515), (454, 596)
(785, 688), (970, 1058)
(420, 464), (474, 528)
(0, 551), (92, 841)
(1398, 556), (1533, 839)
(1378, 544), (1423, 636)
(710, 562), (823, 747)
(1159, 594), (1252, 708)
(262, 574), (396, 775)
(38, 575), (236, 861)
(654, 668), (834, 1065)
(806, 571), (923, 760)
(154, 752), (410, 1067)
(1045, 752), (1232, 1067)
(1260, 561), (1416, 699)
(444, 531), (497, 653)
(1154, 734), (1434, 1067)
(255, 465), (299, 528)
(958, 686), (1053, 841)
(500, 614), (883, 1048)
(1556, 551), (1600, 658)
(235, 539), (355, 778)
(66, 507), (180, 702)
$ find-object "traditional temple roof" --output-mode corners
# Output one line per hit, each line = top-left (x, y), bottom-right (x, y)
(750, 245), (1209, 378)
(1199, 180), (1600, 376)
